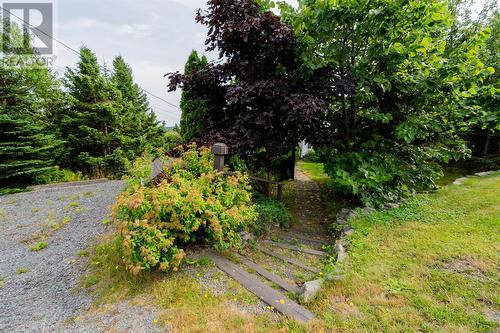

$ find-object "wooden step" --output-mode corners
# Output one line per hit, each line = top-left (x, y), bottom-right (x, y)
(265, 241), (328, 257)
(278, 233), (330, 247)
(259, 248), (320, 274)
(207, 250), (315, 323)
(234, 254), (300, 293)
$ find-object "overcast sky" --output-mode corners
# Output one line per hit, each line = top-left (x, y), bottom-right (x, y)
(10, 0), (487, 125)
(53, 0), (298, 126)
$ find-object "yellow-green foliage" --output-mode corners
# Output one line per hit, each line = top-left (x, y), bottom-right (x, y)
(113, 145), (257, 275)
(30, 241), (48, 252)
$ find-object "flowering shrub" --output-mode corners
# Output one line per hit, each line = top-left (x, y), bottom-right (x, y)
(113, 145), (257, 274)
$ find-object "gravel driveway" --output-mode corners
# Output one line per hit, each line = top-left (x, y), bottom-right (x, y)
(0, 180), (126, 332)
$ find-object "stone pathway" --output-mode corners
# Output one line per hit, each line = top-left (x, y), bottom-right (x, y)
(210, 165), (333, 322)
(292, 168), (330, 236)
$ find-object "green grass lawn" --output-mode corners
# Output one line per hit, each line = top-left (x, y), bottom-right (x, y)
(298, 161), (329, 182)
(309, 173), (500, 332)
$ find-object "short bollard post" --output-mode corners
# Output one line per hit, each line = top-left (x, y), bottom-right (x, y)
(211, 143), (229, 172)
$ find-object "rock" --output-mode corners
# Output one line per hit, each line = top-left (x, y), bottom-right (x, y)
(336, 218), (347, 225)
(239, 232), (254, 243)
(385, 203), (400, 209)
(453, 177), (467, 185)
(299, 279), (323, 303)
(363, 207), (376, 215)
(335, 241), (348, 262)
(346, 210), (358, 221)
(342, 225), (354, 234)
(475, 171), (495, 177)
(343, 228), (355, 236)
(336, 208), (351, 220)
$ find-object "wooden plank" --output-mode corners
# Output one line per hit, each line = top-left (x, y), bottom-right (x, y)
(234, 254), (300, 293)
(281, 233), (330, 246)
(265, 241), (328, 257)
(259, 248), (320, 274)
(207, 250), (315, 323)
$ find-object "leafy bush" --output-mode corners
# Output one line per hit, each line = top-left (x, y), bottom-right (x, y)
(34, 166), (87, 185)
(252, 193), (293, 237)
(161, 130), (183, 152)
(113, 145), (257, 274)
(123, 153), (157, 189)
(302, 150), (322, 163)
(454, 157), (500, 173)
(323, 143), (452, 208)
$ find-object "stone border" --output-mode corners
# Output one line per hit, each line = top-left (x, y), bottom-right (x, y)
(452, 170), (499, 185)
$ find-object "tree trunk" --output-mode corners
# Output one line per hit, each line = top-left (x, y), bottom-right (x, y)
(290, 147), (296, 180)
(341, 94), (351, 151)
(266, 168), (273, 199)
(482, 133), (491, 158)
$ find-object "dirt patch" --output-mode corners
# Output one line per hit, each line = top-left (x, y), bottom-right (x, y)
(441, 257), (487, 280)
(329, 296), (363, 318)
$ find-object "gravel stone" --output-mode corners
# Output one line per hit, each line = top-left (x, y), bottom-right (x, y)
(0, 181), (125, 332)
(66, 300), (163, 333)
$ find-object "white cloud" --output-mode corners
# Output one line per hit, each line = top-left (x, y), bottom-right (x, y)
(115, 24), (152, 35)
(168, 0), (205, 9)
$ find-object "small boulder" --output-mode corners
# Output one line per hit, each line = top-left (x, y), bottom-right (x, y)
(345, 210), (358, 221)
(343, 228), (355, 236)
(239, 232), (254, 243)
(475, 171), (494, 177)
(299, 279), (323, 303)
(385, 203), (400, 209)
(337, 218), (348, 225)
(336, 208), (350, 220)
(363, 207), (376, 215)
(335, 241), (347, 262)
(453, 177), (467, 185)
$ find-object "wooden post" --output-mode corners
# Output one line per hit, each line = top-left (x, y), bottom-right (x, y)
(211, 143), (229, 171)
(277, 183), (283, 201)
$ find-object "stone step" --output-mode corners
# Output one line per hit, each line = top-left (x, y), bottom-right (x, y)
(234, 254), (300, 294)
(259, 248), (320, 274)
(207, 250), (315, 323)
(265, 241), (328, 257)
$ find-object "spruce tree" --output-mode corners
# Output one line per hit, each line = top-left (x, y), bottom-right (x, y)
(0, 115), (57, 187)
(179, 50), (208, 142)
(111, 56), (163, 157)
(62, 47), (123, 176)
(0, 21), (61, 187)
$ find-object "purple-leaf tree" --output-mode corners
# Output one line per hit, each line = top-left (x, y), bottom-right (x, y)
(167, 0), (330, 186)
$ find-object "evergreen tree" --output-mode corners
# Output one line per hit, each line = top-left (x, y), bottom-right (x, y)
(0, 21), (62, 187)
(61, 47), (124, 176)
(111, 56), (163, 157)
(179, 50), (208, 142)
(0, 115), (57, 187)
